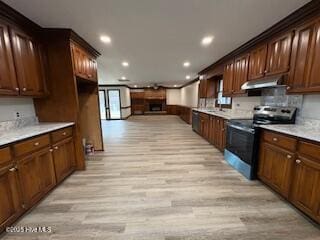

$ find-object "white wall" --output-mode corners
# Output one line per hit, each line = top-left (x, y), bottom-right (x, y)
(99, 86), (131, 119)
(166, 89), (181, 105)
(300, 95), (320, 120)
(181, 81), (199, 107)
(0, 97), (36, 122)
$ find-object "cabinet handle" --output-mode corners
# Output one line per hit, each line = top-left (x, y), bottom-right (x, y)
(54, 146), (59, 150)
(9, 167), (17, 172)
(22, 87), (27, 91)
(286, 86), (291, 90)
(273, 138), (278, 142)
(295, 159), (301, 164)
(62, 132), (67, 136)
(21, 204), (26, 209)
(34, 142), (40, 146)
(15, 87), (19, 91)
(49, 149), (53, 152)
(287, 155), (292, 159)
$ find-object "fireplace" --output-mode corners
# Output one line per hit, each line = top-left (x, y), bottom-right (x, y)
(150, 103), (162, 112)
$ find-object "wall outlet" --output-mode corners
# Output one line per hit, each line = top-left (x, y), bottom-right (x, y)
(15, 112), (21, 119)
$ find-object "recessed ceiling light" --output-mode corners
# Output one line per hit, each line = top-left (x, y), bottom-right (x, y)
(121, 76), (126, 80)
(174, 85), (178, 87)
(122, 61), (129, 67)
(201, 36), (214, 46)
(186, 75), (191, 80)
(100, 35), (111, 44)
(183, 61), (190, 68)
(147, 85), (150, 88)
(134, 85), (137, 88)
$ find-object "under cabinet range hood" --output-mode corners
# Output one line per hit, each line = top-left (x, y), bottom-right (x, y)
(241, 75), (284, 90)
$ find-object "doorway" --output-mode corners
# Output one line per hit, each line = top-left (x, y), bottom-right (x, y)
(99, 90), (107, 120)
(107, 89), (121, 119)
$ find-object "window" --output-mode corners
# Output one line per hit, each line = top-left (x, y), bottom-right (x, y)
(216, 79), (232, 108)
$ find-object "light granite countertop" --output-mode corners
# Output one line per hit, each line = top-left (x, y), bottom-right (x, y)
(192, 108), (253, 120)
(0, 122), (75, 147)
(259, 124), (320, 143)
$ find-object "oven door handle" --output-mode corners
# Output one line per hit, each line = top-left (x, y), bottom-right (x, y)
(228, 124), (255, 134)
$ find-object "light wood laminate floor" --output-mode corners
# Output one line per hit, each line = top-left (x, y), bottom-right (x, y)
(3, 116), (320, 240)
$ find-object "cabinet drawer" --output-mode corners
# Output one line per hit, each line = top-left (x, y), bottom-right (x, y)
(297, 141), (320, 163)
(13, 134), (50, 157)
(262, 130), (297, 152)
(51, 127), (73, 143)
(199, 112), (210, 120)
(0, 147), (12, 167)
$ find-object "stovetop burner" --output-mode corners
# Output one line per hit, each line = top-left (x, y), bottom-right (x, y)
(230, 105), (297, 128)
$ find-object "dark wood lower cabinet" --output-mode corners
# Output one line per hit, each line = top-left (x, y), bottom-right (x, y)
(17, 154), (43, 208)
(200, 113), (210, 141)
(0, 166), (21, 232)
(291, 156), (320, 222)
(196, 112), (226, 152)
(17, 147), (56, 209)
(0, 128), (76, 233)
(258, 130), (320, 223)
(52, 137), (75, 183)
(258, 142), (294, 198)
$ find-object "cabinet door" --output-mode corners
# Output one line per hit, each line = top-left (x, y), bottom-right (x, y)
(289, 20), (320, 93)
(258, 142), (294, 198)
(0, 22), (18, 95)
(221, 120), (227, 151)
(0, 166), (21, 232)
(223, 61), (234, 96)
(214, 117), (222, 149)
(233, 54), (249, 95)
(10, 28), (45, 96)
(199, 80), (207, 98)
(52, 138), (75, 183)
(291, 156), (320, 222)
(248, 45), (268, 80)
(37, 149), (56, 194)
(209, 116), (216, 144)
(17, 155), (42, 208)
(265, 32), (293, 76)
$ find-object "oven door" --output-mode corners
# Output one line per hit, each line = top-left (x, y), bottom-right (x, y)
(226, 123), (256, 165)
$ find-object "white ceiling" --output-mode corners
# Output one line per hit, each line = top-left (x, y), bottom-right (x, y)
(4, 0), (310, 87)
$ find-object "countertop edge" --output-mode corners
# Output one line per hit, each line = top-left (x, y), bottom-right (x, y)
(259, 125), (320, 143)
(192, 108), (251, 120)
(0, 122), (75, 147)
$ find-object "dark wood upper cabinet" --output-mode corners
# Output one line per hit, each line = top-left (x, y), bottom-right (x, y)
(223, 61), (234, 96)
(71, 43), (98, 82)
(10, 28), (46, 96)
(248, 32), (293, 81)
(288, 19), (320, 93)
(199, 78), (216, 98)
(265, 32), (293, 76)
(248, 45), (268, 80)
(0, 22), (19, 95)
(198, 79), (207, 98)
(233, 54), (249, 95)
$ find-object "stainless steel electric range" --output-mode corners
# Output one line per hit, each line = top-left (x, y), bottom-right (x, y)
(224, 106), (297, 180)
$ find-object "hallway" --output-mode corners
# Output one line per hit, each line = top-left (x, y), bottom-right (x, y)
(3, 116), (320, 240)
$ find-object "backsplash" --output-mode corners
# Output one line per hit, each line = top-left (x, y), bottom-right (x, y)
(0, 116), (38, 132)
(261, 87), (303, 109)
(0, 97), (38, 132)
(199, 87), (320, 122)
